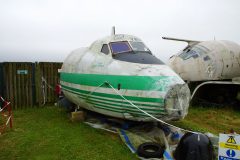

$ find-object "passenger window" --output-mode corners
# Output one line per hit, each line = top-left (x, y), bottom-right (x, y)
(101, 44), (109, 55)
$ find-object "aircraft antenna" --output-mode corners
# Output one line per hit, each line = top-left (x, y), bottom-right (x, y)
(111, 26), (115, 36)
(162, 37), (201, 46)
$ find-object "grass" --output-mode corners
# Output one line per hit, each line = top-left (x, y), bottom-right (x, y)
(0, 106), (137, 160)
(0, 106), (239, 159)
(171, 106), (240, 134)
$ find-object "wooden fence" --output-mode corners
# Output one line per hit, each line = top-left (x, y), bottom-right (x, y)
(0, 63), (4, 98)
(0, 62), (62, 109)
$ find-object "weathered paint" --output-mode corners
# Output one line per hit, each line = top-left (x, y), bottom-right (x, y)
(165, 37), (240, 104)
(60, 34), (190, 121)
(167, 38), (240, 81)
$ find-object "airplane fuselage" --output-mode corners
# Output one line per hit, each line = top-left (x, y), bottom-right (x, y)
(60, 34), (190, 121)
(169, 40), (240, 81)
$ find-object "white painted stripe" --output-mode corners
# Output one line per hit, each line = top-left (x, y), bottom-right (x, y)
(87, 95), (164, 110)
(93, 104), (162, 116)
(90, 101), (163, 114)
(63, 90), (166, 121)
(61, 81), (167, 99)
(62, 86), (163, 107)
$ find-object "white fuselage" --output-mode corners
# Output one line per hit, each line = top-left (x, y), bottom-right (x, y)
(169, 40), (240, 81)
(60, 34), (190, 121)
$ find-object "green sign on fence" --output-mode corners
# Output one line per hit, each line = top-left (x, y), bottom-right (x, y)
(17, 70), (28, 75)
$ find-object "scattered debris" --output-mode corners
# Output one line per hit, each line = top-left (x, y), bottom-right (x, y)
(71, 110), (85, 122)
(77, 109), (219, 160)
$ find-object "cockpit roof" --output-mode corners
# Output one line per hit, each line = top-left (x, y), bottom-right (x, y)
(93, 34), (141, 44)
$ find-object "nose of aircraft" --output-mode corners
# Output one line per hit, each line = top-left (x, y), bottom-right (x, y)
(164, 83), (191, 120)
(168, 56), (185, 78)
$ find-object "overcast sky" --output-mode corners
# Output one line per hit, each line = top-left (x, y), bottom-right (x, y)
(1, 0), (240, 62)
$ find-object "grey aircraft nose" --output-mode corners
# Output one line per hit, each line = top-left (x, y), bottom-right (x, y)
(164, 83), (191, 120)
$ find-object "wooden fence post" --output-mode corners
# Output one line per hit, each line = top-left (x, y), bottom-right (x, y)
(0, 63), (3, 97)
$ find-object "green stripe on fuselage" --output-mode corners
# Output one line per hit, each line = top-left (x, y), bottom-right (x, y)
(60, 72), (178, 91)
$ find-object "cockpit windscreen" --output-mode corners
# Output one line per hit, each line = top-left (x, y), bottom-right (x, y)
(129, 41), (150, 52)
(179, 45), (209, 60)
(110, 41), (132, 54)
(109, 41), (164, 64)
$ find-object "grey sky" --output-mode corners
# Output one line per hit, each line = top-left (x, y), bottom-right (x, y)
(1, 0), (240, 62)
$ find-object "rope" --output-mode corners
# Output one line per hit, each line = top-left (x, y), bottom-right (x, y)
(105, 81), (199, 134)
(41, 76), (55, 106)
(86, 82), (106, 99)
(0, 96), (12, 134)
(41, 77), (54, 90)
(0, 96), (4, 102)
(84, 122), (118, 134)
(5, 115), (12, 125)
(0, 102), (10, 112)
(0, 96), (10, 112)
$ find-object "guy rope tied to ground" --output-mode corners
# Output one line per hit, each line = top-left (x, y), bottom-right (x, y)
(0, 96), (13, 135)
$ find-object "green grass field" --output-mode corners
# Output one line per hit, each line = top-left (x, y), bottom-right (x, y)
(0, 107), (137, 160)
(0, 106), (239, 159)
(171, 106), (240, 134)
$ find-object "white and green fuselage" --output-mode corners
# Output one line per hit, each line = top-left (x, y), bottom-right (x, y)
(60, 34), (190, 121)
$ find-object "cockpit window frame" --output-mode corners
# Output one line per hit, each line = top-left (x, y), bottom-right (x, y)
(108, 41), (164, 65)
(129, 41), (151, 53)
(101, 44), (110, 55)
(109, 41), (132, 55)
